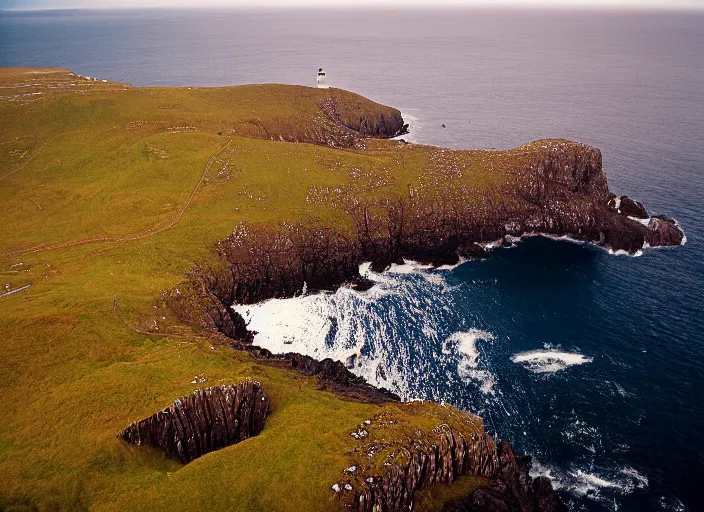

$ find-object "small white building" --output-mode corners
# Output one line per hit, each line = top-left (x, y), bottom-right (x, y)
(317, 68), (329, 89)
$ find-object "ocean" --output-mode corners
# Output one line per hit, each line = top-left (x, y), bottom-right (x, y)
(1, 7), (702, 511)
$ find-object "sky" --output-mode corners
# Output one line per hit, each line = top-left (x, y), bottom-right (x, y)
(2, 0), (704, 10)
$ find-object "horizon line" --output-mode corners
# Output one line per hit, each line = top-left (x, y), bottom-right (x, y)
(3, 3), (704, 11)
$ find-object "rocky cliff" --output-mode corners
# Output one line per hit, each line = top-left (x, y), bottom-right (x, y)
(332, 406), (563, 512)
(169, 142), (683, 341)
(118, 381), (270, 464)
(441, 441), (566, 512)
(162, 137), (683, 509)
(317, 90), (408, 140)
(166, 140), (684, 400)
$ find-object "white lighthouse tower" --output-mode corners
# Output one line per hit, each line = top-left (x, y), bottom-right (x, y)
(317, 68), (328, 89)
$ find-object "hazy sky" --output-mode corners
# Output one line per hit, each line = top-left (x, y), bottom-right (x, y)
(2, 0), (704, 10)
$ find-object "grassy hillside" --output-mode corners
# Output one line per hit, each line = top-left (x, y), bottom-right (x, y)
(0, 67), (548, 511)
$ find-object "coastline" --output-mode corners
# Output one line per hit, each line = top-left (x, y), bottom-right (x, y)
(0, 67), (688, 511)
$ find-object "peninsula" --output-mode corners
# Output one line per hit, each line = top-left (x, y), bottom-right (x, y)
(0, 67), (683, 511)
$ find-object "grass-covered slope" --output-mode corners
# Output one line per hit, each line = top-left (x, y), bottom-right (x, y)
(0, 67), (499, 511)
(2, 65), (658, 510)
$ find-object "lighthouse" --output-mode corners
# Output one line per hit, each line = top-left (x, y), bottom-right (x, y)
(317, 68), (328, 89)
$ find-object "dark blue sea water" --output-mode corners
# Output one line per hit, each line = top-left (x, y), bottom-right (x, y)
(2, 8), (702, 511)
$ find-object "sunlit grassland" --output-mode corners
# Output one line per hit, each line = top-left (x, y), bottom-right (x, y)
(0, 67), (535, 511)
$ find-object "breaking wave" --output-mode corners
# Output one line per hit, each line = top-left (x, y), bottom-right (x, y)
(231, 248), (681, 510)
(531, 460), (649, 506)
(511, 350), (593, 373)
(443, 330), (497, 394)
(233, 261), (477, 400)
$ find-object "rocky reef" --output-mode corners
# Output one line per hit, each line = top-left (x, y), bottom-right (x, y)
(118, 381), (270, 464)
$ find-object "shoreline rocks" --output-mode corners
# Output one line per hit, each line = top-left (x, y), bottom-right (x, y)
(441, 441), (566, 512)
(166, 142), (685, 403)
(161, 138), (684, 509)
(333, 412), (564, 512)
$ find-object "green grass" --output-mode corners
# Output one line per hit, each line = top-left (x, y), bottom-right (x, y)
(0, 67), (562, 511)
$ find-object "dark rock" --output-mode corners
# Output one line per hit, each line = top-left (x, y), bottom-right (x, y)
(247, 348), (399, 404)
(340, 425), (501, 512)
(432, 249), (460, 268)
(350, 276), (375, 292)
(345, 353), (357, 369)
(646, 215), (685, 247)
(532, 477), (565, 512)
(207, 294), (252, 342)
(458, 242), (489, 260)
(501, 235), (516, 248)
(438, 441), (566, 512)
(336, 426), (565, 512)
(317, 92), (406, 140)
(608, 195), (649, 219)
(117, 381), (269, 464)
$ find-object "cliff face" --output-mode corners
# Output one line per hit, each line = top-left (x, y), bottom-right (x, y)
(118, 382), (270, 464)
(317, 90), (408, 139)
(441, 441), (566, 512)
(166, 141), (684, 401)
(161, 138), (682, 509)
(332, 406), (563, 512)
(340, 427), (500, 511)
(243, 346), (401, 403)
(168, 140), (683, 330)
(216, 85), (408, 148)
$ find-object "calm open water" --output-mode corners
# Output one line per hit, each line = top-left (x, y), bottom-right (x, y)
(1, 8), (702, 511)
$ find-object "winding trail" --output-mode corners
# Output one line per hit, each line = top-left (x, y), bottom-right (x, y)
(0, 139), (233, 258)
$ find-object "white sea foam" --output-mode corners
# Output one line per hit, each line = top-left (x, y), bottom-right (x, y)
(444, 330), (497, 394)
(628, 215), (651, 226)
(613, 381), (630, 397)
(233, 259), (467, 400)
(386, 259), (433, 274)
(458, 367), (496, 395)
(657, 496), (687, 511)
(532, 461), (649, 502)
(608, 247), (644, 257)
(444, 330), (494, 366)
(435, 256), (468, 271)
(511, 349), (592, 373)
(575, 470), (621, 490)
(674, 218), (687, 246)
(392, 110), (421, 144)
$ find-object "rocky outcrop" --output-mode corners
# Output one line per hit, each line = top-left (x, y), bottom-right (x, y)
(608, 194), (648, 219)
(317, 91), (408, 139)
(442, 441), (566, 512)
(333, 415), (563, 512)
(645, 215), (685, 247)
(244, 347), (400, 403)
(165, 141), (684, 403)
(342, 430), (499, 511)
(604, 194), (684, 250)
(118, 382), (269, 464)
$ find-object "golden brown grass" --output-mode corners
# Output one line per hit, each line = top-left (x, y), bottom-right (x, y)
(0, 67), (555, 511)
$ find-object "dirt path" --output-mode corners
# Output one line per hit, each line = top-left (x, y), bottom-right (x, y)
(0, 284), (32, 298)
(0, 139), (233, 259)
